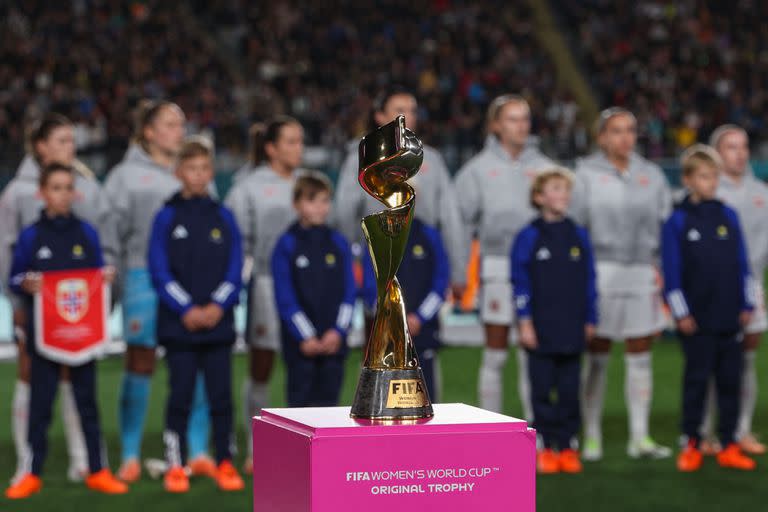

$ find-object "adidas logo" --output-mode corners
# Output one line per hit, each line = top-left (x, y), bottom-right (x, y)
(687, 229), (701, 242)
(536, 247), (551, 261)
(296, 255), (310, 268)
(36, 246), (52, 259)
(172, 225), (188, 239)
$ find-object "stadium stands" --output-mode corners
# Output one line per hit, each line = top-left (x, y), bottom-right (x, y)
(560, 0), (768, 158)
(0, 2), (237, 172)
(1, 1), (580, 174)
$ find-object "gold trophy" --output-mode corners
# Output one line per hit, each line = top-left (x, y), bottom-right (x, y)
(349, 115), (434, 420)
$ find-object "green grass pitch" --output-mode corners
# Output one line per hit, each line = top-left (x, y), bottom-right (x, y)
(0, 340), (765, 511)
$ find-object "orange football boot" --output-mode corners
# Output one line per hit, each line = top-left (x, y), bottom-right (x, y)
(739, 434), (767, 455)
(117, 459), (141, 483)
(677, 440), (703, 472)
(86, 469), (129, 494)
(717, 444), (756, 471)
(189, 455), (218, 479)
(537, 449), (560, 474)
(164, 466), (190, 493)
(559, 449), (583, 474)
(5, 474), (42, 499)
(216, 460), (245, 491)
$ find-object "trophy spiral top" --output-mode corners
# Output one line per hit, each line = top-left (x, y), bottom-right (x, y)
(357, 115), (423, 210)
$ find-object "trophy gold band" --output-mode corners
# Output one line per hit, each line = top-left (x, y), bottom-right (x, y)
(349, 115), (434, 420)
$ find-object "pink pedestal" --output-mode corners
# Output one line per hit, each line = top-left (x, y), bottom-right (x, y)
(252, 403), (536, 512)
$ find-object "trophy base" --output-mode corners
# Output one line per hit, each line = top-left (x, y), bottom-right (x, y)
(350, 368), (434, 420)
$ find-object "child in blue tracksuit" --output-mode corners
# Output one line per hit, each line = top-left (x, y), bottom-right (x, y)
(360, 218), (450, 402)
(511, 168), (597, 475)
(272, 172), (357, 407)
(5, 163), (127, 499)
(147, 139), (245, 492)
(661, 145), (756, 472)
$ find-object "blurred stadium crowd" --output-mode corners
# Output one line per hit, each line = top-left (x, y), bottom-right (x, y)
(1, 1), (579, 172)
(5, 1), (768, 174)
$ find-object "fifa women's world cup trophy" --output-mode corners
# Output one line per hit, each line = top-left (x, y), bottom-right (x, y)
(349, 115), (434, 420)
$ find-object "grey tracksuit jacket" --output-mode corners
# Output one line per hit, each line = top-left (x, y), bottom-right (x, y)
(454, 136), (555, 266)
(100, 144), (218, 269)
(225, 164), (299, 277)
(570, 151), (671, 265)
(717, 168), (768, 274)
(0, 155), (103, 294)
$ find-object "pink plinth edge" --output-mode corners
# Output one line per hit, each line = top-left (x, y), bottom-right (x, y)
(253, 403), (536, 512)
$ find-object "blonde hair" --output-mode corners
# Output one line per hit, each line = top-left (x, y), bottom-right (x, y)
(485, 94), (529, 135)
(132, 99), (181, 151)
(680, 144), (723, 177)
(530, 167), (574, 209)
(708, 124), (747, 149)
(594, 107), (637, 136)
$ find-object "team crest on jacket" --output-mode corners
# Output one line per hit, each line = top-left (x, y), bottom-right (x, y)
(687, 228), (701, 241)
(325, 253), (336, 266)
(717, 225), (729, 239)
(37, 246), (52, 260)
(172, 225), (188, 239)
(296, 255), (310, 268)
(210, 227), (222, 243)
(56, 278), (89, 323)
(412, 244), (425, 258)
(72, 244), (84, 259)
(569, 246), (581, 260)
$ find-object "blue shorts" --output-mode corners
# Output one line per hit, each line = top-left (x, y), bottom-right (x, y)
(122, 268), (158, 348)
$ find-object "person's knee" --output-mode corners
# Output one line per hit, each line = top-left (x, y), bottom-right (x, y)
(250, 349), (275, 381)
(743, 332), (761, 351)
(484, 324), (509, 350)
(588, 337), (612, 353)
(626, 337), (653, 353)
(127, 346), (156, 375)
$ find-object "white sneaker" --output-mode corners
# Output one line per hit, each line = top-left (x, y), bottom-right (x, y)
(627, 437), (672, 459)
(67, 464), (88, 482)
(144, 458), (169, 480)
(583, 436), (603, 461)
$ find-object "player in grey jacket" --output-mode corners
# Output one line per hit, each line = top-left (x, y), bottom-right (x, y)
(0, 113), (101, 484)
(224, 117), (303, 470)
(454, 95), (555, 422)
(701, 125), (768, 455)
(100, 101), (214, 482)
(571, 108), (672, 461)
(333, 88), (467, 287)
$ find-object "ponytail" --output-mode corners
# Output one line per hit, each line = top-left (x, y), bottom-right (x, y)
(249, 116), (299, 165)
(26, 113), (72, 162)
(132, 99), (180, 151)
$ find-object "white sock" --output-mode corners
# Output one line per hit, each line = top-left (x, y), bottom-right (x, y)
(60, 381), (88, 476)
(12, 380), (30, 482)
(700, 378), (717, 439)
(581, 352), (609, 440)
(737, 350), (758, 440)
(244, 379), (269, 457)
(516, 348), (533, 423)
(625, 352), (652, 443)
(478, 348), (508, 413)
